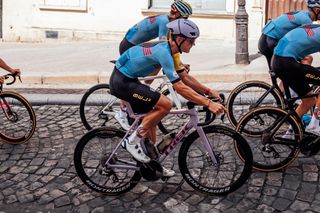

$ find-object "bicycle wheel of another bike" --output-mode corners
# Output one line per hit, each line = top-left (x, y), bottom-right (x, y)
(227, 81), (284, 128)
(236, 107), (302, 172)
(0, 92), (36, 144)
(80, 84), (132, 130)
(158, 89), (213, 135)
(178, 125), (253, 195)
(74, 127), (141, 195)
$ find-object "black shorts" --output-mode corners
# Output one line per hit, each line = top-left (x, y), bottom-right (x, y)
(272, 55), (320, 97)
(119, 37), (135, 55)
(258, 34), (278, 70)
(109, 67), (161, 114)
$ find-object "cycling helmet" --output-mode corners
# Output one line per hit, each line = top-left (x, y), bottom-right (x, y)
(307, 0), (320, 7)
(167, 19), (199, 53)
(171, 0), (192, 18)
(167, 19), (200, 39)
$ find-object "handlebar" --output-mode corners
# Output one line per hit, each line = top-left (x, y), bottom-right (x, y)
(1, 73), (21, 86)
(186, 93), (226, 126)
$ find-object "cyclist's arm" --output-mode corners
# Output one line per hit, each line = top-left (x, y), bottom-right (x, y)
(178, 71), (221, 99)
(0, 58), (20, 75)
(173, 81), (225, 114)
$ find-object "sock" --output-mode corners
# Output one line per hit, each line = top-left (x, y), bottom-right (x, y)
(119, 108), (127, 118)
(128, 124), (148, 145)
(307, 114), (319, 130)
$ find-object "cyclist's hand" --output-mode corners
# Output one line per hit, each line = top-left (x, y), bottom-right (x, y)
(11, 68), (21, 76)
(208, 102), (226, 114)
(0, 76), (4, 84)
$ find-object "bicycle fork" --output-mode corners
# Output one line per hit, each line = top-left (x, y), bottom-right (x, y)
(0, 97), (17, 122)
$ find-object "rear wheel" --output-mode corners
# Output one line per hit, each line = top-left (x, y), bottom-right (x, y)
(227, 81), (284, 127)
(74, 127), (141, 195)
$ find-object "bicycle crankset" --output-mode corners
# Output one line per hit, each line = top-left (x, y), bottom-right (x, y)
(139, 160), (163, 181)
(299, 133), (320, 157)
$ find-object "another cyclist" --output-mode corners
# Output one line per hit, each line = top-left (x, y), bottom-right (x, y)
(272, 23), (320, 136)
(259, 0), (320, 97)
(115, 0), (193, 129)
(0, 58), (20, 84)
(110, 19), (225, 176)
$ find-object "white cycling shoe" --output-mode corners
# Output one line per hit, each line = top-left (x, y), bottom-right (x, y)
(121, 138), (151, 163)
(115, 110), (130, 131)
(162, 167), (175, 177)
(281, 128), (295, 140)
(305, 126), (320, 137)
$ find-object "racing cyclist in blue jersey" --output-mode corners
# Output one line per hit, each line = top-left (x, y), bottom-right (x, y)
(259, 0), (320, 97)
(272, 23), (320, 136)
(110, 19), (225, 177)
(115, 0), (193, 130)
(259, 0), (320, 69)
(119, 0), (192, 55)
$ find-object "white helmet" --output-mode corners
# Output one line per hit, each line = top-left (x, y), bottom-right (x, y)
(166, 19), (200, 39)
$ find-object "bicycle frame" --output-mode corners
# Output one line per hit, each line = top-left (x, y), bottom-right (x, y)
(104, 102), (219, 171)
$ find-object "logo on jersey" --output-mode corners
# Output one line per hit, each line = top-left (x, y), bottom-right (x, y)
(303, 24), (316, 36)
(142, 47), (152, 56)
(286, 12), (298, 21)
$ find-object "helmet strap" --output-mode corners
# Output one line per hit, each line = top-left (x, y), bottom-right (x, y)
(173, 36), (185, 54)
(310, 7), (320, 20)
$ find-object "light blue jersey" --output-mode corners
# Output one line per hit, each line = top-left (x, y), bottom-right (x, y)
(115, 41), (180, 83)
(262, 11), (312, 40)
(125, 14), (169, 45)
(274, 24), (320, 61)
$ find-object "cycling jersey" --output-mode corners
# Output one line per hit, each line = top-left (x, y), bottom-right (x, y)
(274, 24), (320, 61)
(125, 14), (169, 45)
(116, 41), (180, 83)
(262, 11), (312, 40)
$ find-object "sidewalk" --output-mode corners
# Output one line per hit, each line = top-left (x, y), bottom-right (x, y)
(2, 38), (320, 92)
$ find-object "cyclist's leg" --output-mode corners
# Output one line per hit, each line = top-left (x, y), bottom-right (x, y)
(258, 33), (277, 70)
(119, 37), (135, 55)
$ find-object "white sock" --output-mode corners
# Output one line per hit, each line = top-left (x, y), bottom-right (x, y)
(307, 114), (319, 130)
(119, 108), (127, 118)
(128, 124), (147, 144)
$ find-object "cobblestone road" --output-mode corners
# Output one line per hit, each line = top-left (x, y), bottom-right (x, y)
(1, 97), (320, 212)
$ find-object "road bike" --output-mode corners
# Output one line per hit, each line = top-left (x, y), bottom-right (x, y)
(235, 81), (320, 172)
(74, 99), (253, 196)
(226, 69), (320, 128)
(79, 74), (213, 135)
(0, 74), (36, 144)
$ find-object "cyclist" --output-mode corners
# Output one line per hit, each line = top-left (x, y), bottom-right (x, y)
(259, 0), (320, 69)
(110, 19), (225, 176)
(115, 0), (193, 129)
(0, 58), (20, 84)
(259, 0), (320, 97)
(272, 23), (320, 136)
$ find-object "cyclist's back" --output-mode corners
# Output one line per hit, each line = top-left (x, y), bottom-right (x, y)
(125, 15), (169, 46)
(116, 41), (179, 83)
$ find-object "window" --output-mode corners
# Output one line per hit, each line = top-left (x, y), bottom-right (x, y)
(150, 0), (227, 13)
(39, 0), (88, 12)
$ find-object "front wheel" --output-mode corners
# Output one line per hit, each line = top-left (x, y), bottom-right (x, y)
(236, 107), (302, 171)
(74, 127), (141, 195)
(0, 92), (36, 144)
(227, 81), (284, 128)
(178, 125), (253, 195)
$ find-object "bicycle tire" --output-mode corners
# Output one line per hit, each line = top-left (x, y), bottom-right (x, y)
(0, 92), (36, 144)
(80, 84), (134, 130)
(178, 125), (253, 195)
(236, 107), (302, 172)
(74, 127), (141, 195)
(227, 80), (285, 128)
(158, 89), (213, 135)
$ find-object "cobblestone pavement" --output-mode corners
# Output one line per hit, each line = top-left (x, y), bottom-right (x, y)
(1, 96), (320, 212)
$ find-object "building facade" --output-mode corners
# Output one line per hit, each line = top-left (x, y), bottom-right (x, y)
(0, 0), (304, 42)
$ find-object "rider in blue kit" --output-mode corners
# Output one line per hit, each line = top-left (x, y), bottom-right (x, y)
(110, 19), (225, 176)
